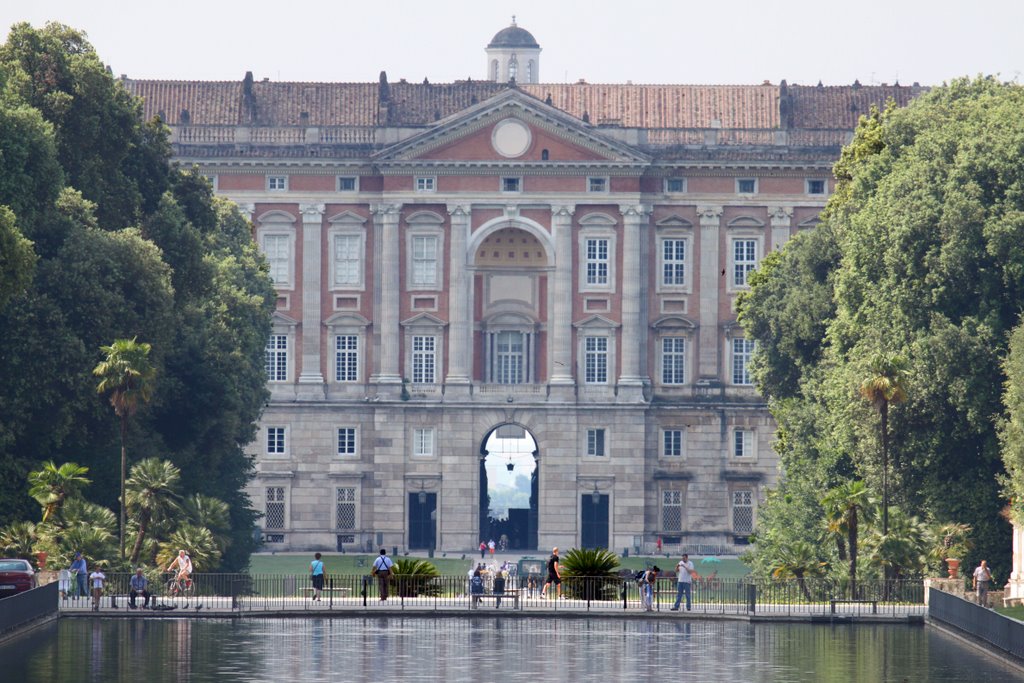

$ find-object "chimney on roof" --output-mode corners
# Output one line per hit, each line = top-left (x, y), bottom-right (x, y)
(779, 79), (794, 130)
(817, 80), (823, 88)
(243, 71), (257, 124)
(853, 79), (862, 89)
(378, 71), (392, 126)
(423, 77), (430, 85)
(299, 111), (309, 126)
(582, 111), (590, 124)
(577, 78), (586, 85)
(180, 109), (190, 125)
(545, 93), (552, 105)
(762, 80), (771, 86)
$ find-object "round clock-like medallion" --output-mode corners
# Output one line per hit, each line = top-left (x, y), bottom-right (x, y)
(492, 118), (531, 158)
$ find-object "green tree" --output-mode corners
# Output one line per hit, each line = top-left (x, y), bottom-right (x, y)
(0, 520), (37, 559)
(27, 461), (90, 525)
(859, 353), (909, 536)
(0, 206), (36, 311)
(821, 480), (875, 596)
(770, 541), (827, 602)
(157, 524), (221, 572)
(94, 337), (157, 561)
(125, 458), (181, 566)
(998, 319), (1024, 524)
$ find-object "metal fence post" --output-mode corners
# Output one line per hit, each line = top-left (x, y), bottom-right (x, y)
(747, 582), (757, 614)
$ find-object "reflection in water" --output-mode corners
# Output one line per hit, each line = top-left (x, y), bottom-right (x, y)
(2, 617), (1018, 682)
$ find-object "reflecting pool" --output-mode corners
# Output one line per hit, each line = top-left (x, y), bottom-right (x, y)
(2, 616), (1018, 682)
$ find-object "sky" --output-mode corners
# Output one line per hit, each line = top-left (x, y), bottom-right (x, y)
(1, 1), (1020, 86)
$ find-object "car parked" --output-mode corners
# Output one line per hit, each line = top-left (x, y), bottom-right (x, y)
(0, 558), (35, 597)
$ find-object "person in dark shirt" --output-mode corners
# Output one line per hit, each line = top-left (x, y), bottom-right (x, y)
(493, 571), (507, 609)
(543, 547), (561, 600)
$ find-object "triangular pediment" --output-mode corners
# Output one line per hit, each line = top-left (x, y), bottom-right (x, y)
(375, 89), (649, 166)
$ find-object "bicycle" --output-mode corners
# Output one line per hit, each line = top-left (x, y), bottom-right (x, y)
(165, 574), (195, 601)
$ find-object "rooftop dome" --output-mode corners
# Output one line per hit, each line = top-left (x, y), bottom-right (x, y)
(487, 21), (539, 49)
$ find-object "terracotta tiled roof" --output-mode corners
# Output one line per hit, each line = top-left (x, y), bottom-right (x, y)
(124, 78), (922, 132)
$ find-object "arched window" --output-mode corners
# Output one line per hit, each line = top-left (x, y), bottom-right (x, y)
(527, 60), (534, 83)
(508, 55), (518, 81)
(491, 59), (498, 81)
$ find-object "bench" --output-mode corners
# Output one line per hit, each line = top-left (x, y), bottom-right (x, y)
(301, 587), (352, 598)
(830, 599), (878, 614)
(471, 589), (520, 609)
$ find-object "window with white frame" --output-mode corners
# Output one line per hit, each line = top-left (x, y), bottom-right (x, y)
(736, 178), (756, 194)
(265, 486), (286, 529)
(664, 177), (686, 193)
(732, 239), (757, 287)
(494, 331), (526, 384)
(587, 177), (608, 193)
(662, 490), (682, 532)
(411, 235), (439, 287)
(585, 238), (609, 286)
(501, 177), (521, 193)
(732, 490), (754, 534)
(263, 234), (291, 286)
(731, 338), (755, 386)
(806, 179), (826, 195)
(662, 238), (687, 286)
(411, 335), (436, 384)
(332, 234), (362, 287)
(733, 429), (754, 458)
(336, 487), (356, 530)
(584, 336), (608, 384)
(415, 176), (435, 192)
(661, 337), (686, 385)
(337, 176), (358, 192)
(267, 175), (288, 191)
(337, 427), (357, 456)
(266, 426), (286, 455)
(265, 334), (288, 382)
(586, 428), (606, 456)
(413, 427), (435, 457)
(663, 429), (684, 457)
(334, 334), (359, 382)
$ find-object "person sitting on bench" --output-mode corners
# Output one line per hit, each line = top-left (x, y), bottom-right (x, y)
(129, 568), (151, 609)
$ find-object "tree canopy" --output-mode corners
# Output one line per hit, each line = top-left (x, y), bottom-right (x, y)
(740, 77), (1024, 580)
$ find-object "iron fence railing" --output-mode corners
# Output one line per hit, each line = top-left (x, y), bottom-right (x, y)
(56, 573), (925, 616)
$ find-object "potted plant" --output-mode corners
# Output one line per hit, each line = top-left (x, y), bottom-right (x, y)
(932, 522), (972, 579)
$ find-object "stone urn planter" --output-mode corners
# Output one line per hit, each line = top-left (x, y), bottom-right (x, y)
(946, 558), (961, 579)
(34, 551), (48, 570)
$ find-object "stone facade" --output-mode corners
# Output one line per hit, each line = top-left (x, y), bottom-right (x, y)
(124, 23), (923, 554)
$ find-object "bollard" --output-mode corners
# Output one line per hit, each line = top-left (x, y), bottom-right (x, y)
(622, 581), (628, 610)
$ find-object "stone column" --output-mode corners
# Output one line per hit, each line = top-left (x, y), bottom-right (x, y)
(445, 204), (472, 395)
(370, 204), (402, 389)
(1009, 522), (1024, 602)
(618, 204), (649, 401)
(297, 203), (326, 395)
(769, 206), (793, 252)
(697, 206), (723, 381)
(549, 205), (575, 398)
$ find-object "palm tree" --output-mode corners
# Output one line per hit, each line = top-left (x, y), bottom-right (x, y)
(771, 541), (827, 602)
(182, 494), (231, 554)
(0, 521), (38, 560)
(157, 524), (221, 572)
(94, 337), (157, 562)
(27, 461), (91, 525)
(821, 480), (876, 597)
(125, 458), (181, 566)
(865, 506), (927, 599)
(859, 353), (908, 536)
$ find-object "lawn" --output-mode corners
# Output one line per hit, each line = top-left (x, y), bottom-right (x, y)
(994, 604), (1024, 622)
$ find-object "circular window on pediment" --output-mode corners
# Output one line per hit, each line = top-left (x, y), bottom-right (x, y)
(492, 118), (531, 158)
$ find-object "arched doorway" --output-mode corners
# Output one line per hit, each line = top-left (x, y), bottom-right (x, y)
(479, 424), (538, 551)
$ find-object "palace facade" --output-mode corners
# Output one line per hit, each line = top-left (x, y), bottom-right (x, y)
(125, 21), (920, 554)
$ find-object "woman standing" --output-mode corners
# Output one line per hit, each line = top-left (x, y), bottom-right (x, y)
(309, 552), (325, 601)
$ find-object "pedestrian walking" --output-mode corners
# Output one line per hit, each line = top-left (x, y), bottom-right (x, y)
(488, 539), (496, 557)
(542, 547), (561, 599)
(480, 541), (487, 559)
(671, 553), (696, 611)
(973, 560), (993, 608)
(372, 548), (394, 601)
(310, 552), (325, 601)
(70, 551), (87, 598)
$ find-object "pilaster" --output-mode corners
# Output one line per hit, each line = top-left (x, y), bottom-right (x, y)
(445, 204), (472, 396)
(697, 205), (723, 381)
(370, 204), (403, 390)
(549, 205), (576, 400)
(297, 203), (326, 396)
(618, 204), (649, 402)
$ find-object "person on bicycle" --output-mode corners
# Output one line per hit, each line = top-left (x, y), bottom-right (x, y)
(167, 549), (193, 585)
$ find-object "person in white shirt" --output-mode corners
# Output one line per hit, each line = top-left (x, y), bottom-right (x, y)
(89, 569), (106, 611)
(166, 549), (193, 583)
(972, 560), (992, 608)
(671, 553), (696, 611)
(372, 549), (394, 601)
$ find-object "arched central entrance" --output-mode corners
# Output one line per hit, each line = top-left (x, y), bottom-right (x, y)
(479, 424), (538, 551)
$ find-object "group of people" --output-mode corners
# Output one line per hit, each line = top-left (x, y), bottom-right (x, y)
(637, 553), (697, 612)
(63, 549), (193, 611)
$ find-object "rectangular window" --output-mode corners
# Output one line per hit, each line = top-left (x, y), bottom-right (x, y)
(733, 239), (757, 287)
(334, 335), (359, 382)
(587, 428), (606, 456)
(587, 177), (608, 193)
(411, 235), (438, 287)
(732, 338), (756, 385)
(333, 235), (361, 287)
(736, 178), (756, 194)
(336, 487), (356, 530)
(806, 179), (826, 195)
(662, 490), (682, 532)
(266, 427), (285, 455)
(501, 177), (521, 193)
(584, 336), (608, 384)
(495, 331), (525, 384)
(732, 490), (754, 534)
(662, 239), (686, 286)
(337, 176), (358, 192)
(661, 337), (686, 385)
(415, 176), (435, 192)
(413, 428), (434, 457)
(585, 238), (609, 286)
(663, 429), (683, 457)
(265, 334), (288, 382)
(665, 178), (686, 193)
(265, 487), (285, 529)
(264, 235), (290, 286)
(337, 428), (357, 456)
(412, 335), (436, 384)
(734, 429), (754, 458)
(268, 175), (287, 191)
